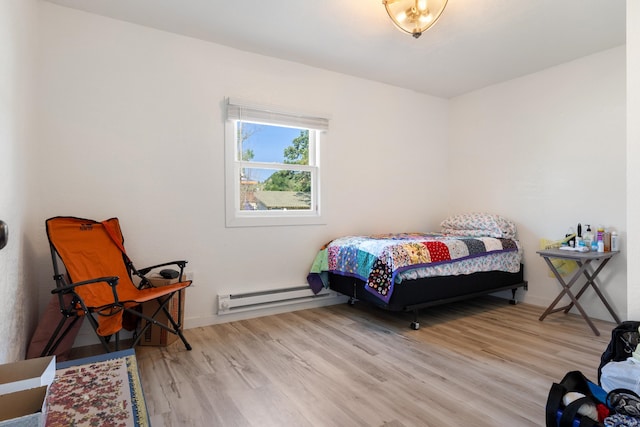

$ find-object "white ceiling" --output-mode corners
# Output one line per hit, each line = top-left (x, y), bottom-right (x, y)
(43, 0), (626, 98)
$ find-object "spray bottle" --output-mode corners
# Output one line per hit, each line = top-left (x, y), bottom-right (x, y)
(584, 225), (593, 251)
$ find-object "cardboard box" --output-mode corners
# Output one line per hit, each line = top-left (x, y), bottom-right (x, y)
(138, 275), (186, 346)
(0, 387), (48, 427)
(0, 356), (55, 396)
(0, 356), (55, 427)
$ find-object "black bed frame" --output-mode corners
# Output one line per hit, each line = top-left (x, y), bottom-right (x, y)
(328, 265), (528, 330)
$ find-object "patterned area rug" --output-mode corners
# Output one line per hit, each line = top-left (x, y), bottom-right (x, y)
(46, 351), (149, 427)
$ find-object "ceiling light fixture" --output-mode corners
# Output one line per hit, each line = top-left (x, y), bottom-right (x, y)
(383, 0), (448, 39)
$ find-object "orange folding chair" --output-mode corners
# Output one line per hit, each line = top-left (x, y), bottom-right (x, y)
(42, 216), (192, 355)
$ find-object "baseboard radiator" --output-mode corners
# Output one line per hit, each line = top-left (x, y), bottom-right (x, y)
(217, 285), (336, 315)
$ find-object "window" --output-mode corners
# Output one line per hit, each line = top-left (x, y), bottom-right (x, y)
(224, 98), (328, 227)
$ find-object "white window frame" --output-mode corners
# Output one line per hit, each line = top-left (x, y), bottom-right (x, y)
(224, 98), (328, 227)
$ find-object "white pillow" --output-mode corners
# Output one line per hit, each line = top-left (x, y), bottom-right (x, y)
(440, 213), (517, 239)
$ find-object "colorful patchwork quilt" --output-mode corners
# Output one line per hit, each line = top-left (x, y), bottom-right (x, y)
(307, 233), (519, 303)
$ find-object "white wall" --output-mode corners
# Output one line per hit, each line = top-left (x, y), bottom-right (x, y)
(628, 0), (640, 319)
(0, 0), (38, 363)
(31, 3), (450, 341)
(29, 3), (630, 350)
(449, 46), (627, 321)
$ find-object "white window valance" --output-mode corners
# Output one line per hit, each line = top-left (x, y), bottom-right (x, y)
(226, 98), (329, 131)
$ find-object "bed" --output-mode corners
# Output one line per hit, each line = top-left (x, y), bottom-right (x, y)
(307, 213), (528, 329)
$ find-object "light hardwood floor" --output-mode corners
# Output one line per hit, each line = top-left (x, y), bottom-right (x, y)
(108, 298), (614, 426)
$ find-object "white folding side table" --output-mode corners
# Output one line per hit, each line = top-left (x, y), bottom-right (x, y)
(537, 248), (621, 336)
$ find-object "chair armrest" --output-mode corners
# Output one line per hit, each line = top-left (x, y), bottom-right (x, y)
(51, 276), (119, 295)
(137, 260), (188, 276)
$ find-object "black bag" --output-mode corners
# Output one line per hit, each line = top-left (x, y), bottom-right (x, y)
(546, 371), (605, 427)
(607, 388), (640, 418)
(598, 321), (640, 384)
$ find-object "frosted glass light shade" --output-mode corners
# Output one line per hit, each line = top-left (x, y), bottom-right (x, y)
(383, 0), (448, 38)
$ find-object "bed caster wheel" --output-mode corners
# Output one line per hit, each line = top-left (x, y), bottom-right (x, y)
(410, 321), (420, 330)
(348, 297), (356, 306)
(509, 299), (518, 305)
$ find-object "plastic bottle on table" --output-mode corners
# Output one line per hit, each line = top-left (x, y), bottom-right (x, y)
(584, 225), (593, 251)
(566, 227), (576, 247)
(604, 232), (611, 252)
(611, 231), (620, 252)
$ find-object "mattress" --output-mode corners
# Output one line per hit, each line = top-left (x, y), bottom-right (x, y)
(308, 232), (522, 304)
